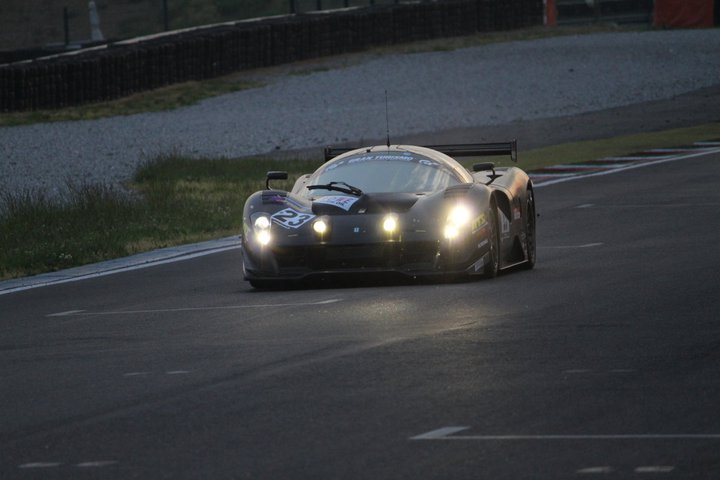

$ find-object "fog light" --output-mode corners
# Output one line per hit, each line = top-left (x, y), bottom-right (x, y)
(313, 219), (328, 234)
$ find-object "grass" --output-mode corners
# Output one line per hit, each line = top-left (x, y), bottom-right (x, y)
(0, 155), (321, 280)
(0, 183), (140, 279)
(2, 122), (718, 280)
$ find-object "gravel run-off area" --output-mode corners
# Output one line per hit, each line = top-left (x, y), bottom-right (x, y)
(1, 29), (720, 198)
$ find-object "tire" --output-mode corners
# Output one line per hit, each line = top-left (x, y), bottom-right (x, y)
(523, 188), (537, 270)
(483, 203), (500, 278)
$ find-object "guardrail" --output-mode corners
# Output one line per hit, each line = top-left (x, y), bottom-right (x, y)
(0, 0), (544, 112)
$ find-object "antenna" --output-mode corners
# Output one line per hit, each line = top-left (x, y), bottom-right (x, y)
(385, 90), (391, 148)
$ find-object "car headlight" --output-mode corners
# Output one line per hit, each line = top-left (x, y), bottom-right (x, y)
(444, 204), (472, 240)
(448, 205), (471, 227)
(443, 224), (460, 240)
(254, 215), (271, 230)
(382, 214), (398, 233)
(253, 215), (272, 246)
(256, 229), (272, 246)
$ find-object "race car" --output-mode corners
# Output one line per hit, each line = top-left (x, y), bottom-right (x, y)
(240, 141), (536, 288)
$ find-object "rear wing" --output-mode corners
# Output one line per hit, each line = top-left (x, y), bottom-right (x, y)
(324, 140), (517, 162)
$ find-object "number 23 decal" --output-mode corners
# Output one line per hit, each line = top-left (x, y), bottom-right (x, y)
(271, 208), (315, 229)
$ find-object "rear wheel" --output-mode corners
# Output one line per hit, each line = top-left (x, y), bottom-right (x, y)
(523, 189), (537, 270)
(483, 204), (500, 278)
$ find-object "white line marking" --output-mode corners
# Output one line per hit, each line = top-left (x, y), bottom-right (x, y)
(564, 369), (635, 375)
(577, 466), (614, 474)
(0, 237), (240, 295)
(635, 466), (675, 473)
(600, 155), (676, 161)
(18, 462), (62, 469)
(410, 427), (720, 441)
(646, 148), (698, 153)
(166, 370), (191, 375)
(530, 173), (577, 179)
(577, 202), (719, 209)
(534, 147), (720, 188)
(576, 203), (595, 209)
(410, 426), (470, 440)
(123, 372), (151, 377)
(541, 243), (603, 249)
(47, 310), (86, 317)
(539, 165), (607, 170)
(76, 461), (117, 468)
(47, 298), (341, 317)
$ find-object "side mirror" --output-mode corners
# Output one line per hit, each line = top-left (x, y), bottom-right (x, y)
(473, 162), (501, 185)
(472, 162), (495, 172)
(266, 171), (288, 190)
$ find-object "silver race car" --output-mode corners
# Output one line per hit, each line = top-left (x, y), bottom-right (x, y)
(241, 141), (536, 288)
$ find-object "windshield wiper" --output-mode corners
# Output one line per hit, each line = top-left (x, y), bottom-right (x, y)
(306, 181), (363, 196)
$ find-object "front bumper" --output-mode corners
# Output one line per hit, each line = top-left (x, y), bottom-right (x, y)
(241, 237), (490, 281)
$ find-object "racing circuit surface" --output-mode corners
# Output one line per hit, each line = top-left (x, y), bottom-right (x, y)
(2, 145), (720, 478)
(3, 27), (720, 478)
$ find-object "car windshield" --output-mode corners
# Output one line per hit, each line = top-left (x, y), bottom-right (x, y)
(304, 151), (463, 197)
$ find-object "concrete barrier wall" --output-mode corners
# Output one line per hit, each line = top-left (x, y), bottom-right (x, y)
(0, 0), (543, 112)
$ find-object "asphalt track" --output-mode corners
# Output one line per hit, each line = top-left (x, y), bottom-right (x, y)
(2, 80), (720, 479)
(2, 135), (720, 478)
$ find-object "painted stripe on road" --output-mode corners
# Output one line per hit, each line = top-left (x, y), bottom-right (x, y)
(18, 462), (62, 469)
(410, 426), (470, 440)
(410, 427), (720, 441)
(635, 466), (675, 473)
(0, 236), (241, 296)
(47, 298), (341, 317)
(577, 466), (614, 474)
(577, 465), (675, 475)
(540, 243), (604, 249)
(18, 461), (117, 469)
(46, 309), (86, 317)
(533, 146), (720, 188)
(76, 461), (117, 468)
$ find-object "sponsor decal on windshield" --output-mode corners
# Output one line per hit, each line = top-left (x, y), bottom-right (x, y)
(324, 152), (441, 172)
(313, 196), (359, 211)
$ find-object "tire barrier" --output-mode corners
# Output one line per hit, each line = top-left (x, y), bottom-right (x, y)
(0, 0), (544, 112)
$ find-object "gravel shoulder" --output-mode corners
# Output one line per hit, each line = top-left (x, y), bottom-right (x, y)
(1, 29), (719, 197)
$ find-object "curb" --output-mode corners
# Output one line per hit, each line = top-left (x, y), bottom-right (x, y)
(0, 236), (241, 295)
(529, 141), (720, 187)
